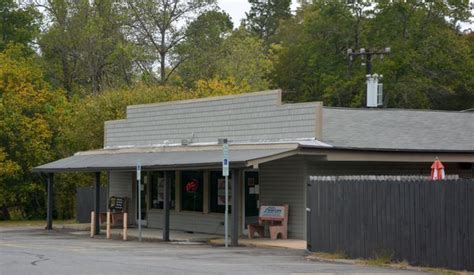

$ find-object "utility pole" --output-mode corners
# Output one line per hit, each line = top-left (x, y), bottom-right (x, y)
(347, 47), (390, 75)
(347, 47), (391, 107)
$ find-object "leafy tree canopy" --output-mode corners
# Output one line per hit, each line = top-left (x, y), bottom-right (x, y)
(0, 0), (41, 52)
(175, 10), (234, 87)
(245, 0), (292, 44)
(271, 0), (474, 109)
(0, 44), (67, 219)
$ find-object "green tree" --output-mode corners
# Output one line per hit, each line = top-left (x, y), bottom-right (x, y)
(0, 149), (20, 220)
(245, 0), (291, 44)
(0, 0), (41, 52)
(270, 0), (473, 109)
(123, 0), (216, 84)
(175, 10), (233, 87)
(216, 28), (272, 91)
(174, 15), (271, 91)
(271, 1), (362, 105)
(0, 45), (68, 219)
(39, 0), (134, 96)
(364, 1), (474, 109)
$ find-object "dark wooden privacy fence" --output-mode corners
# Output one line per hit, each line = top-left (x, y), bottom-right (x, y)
(306, 177), (474, 271)
(76, 187), (107, 223)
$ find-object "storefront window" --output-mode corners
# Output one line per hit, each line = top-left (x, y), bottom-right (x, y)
(181, 171), (203, 212)
(150, 171), (175, 209)
(210, 171), (232, 213)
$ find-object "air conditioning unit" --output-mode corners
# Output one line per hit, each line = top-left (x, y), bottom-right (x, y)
(366, 74), (383, 107)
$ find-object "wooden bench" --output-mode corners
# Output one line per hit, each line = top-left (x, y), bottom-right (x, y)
(100, 196), (129, 226)
(248, 204), (288, 240)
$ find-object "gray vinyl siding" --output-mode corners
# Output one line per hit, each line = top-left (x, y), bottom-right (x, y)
(147, 211), (235, 235)
(259, 156), (307, 239)
(104, 91), (320, 148)
(108, 172), (135, 223)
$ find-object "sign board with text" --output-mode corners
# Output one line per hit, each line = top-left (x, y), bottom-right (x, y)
(136, 162), (141, 180)
(259, 205), (285, 221)
(222, 142), (229, 176)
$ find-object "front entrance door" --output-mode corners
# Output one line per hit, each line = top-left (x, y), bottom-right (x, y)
(244, 171), (260, 231)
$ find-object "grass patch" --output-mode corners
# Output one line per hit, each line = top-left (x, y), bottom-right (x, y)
(0, 219), (77, 227)
(423, 268), (469, 275)
(313, 250), (349, 260)
(364, 250), (395, 266)
(312, 249), (469, 274)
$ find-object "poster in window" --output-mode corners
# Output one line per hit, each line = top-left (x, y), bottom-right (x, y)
(217, 178), (232, 206)
(248, 178), (255, 187)
(157, 177), (165, 203)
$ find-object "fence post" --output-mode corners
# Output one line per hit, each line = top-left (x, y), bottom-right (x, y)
(90, 211), (95, 237)
(106, 211), (111, 239)
(123, 212), (128, 241)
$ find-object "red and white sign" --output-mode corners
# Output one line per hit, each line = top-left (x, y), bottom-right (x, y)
(185, 179), (199, 193)
(431, 158), (446, 181)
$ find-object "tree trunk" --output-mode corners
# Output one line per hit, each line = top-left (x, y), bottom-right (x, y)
(160, 28), (167, 84)
(160, 52), (166, 84)
(61, 51), (73, 98)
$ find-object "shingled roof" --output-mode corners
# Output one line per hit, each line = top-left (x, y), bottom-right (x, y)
(323, 107), (473, 151)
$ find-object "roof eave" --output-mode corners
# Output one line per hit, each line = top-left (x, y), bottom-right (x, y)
(32, 161), (249, 174)
(299, 144), (474, 154)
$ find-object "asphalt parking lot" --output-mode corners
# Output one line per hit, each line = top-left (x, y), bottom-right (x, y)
(0, 226), (421, 274)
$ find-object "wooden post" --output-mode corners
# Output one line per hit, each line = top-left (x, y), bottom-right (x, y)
(90, 211), (95, 237)
(106, 211), (111, 239)
(94, 172), (101, 235)
(123, 212), (128, 241)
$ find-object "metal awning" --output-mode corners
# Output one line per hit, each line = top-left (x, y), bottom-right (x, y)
(32, 145), (299, 173)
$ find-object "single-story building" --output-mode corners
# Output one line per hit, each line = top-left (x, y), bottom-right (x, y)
(34, 90), (473, 242)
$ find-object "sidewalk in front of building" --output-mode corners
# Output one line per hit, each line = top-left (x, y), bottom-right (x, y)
(66, 225), (220, 243)
(209, 237), (306, 250)
(60, 223), (306, 249)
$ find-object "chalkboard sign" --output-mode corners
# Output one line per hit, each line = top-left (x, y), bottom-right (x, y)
(109, 196), (127, 212)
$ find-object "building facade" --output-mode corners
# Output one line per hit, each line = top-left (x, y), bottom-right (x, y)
(35, 90), (474, 240)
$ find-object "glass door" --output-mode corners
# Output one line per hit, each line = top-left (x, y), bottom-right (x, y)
(244, 171), (259, 231)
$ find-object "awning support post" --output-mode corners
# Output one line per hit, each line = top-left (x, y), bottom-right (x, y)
(163, 171), (170, 241)
(94, 172), (101, 235)
(46, 173), (54, 230)
(231, 169), (240, 246)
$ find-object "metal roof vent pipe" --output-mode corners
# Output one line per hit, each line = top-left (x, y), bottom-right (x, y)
(366, 73), (383, 108)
